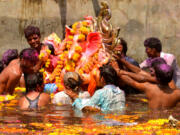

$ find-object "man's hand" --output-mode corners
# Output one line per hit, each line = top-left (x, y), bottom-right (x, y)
(65, 89), (78, 100)
(82, 106), (101, 113)
(110, 60), (120, 73)
(119, 70), (128, 75)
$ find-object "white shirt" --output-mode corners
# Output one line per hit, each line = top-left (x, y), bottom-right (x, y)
(140, 52), (180, 88)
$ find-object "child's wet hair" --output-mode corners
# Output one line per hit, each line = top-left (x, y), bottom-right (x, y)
(24, 25), (41, 39)
(25, 72), (43, 93)
(154, 64), (173, 85)
(2, 49), (18, 66)
(19, 48), (39, 63)
(150, 57), (167, 68)
(63, 72), (82, 90)
(99, 64), (118, 85)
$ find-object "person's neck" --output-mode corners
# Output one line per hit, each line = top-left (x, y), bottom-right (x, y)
(121, 53), (125, 57)
(158, 83), (172, 93)
(156, 52), (160, 57)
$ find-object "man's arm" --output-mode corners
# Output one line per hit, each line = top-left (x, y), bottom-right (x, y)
(119, 74), (147, 92)
(119, 58), (141, 73)
(121, 70), (157, 83)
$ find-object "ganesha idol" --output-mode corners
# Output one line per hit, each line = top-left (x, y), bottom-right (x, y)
(39, 16), (110, 96)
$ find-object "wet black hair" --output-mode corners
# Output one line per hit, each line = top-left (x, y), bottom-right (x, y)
(19, 48), (39, 64)
(2, 49), (18, 66)
(63, 72), (82, 90)
(150, 57), (167, 68)
(154, 64), (173, 85)
(0, 61), (4, 73)
(24, 25), (41, 39)
(119, 38), (127, 55)
(99, 64), (118, 85)
(144, 37), (162, 52)
(25, 72), (43, 93)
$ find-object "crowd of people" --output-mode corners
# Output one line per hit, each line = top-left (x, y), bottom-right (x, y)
(0, 25), (180, 112)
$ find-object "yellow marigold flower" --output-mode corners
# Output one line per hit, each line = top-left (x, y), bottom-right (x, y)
(72, 22), (79, 30)
(68, 35), (74, 40)
(65, 65), (71, 71)
(64, 51), (68, 55)
(78, 34), (85, 41)
(78, 69), (84, 74)
(72, 53), (81, 62)
(80, 26), (89, 35)
(46, 49), (51, 54)
(83, 65), (90, 73)
(66, 44), (71, 49)
(57, 60), (64, 65)
(67, 41), (73, 45)
(39, 53), (45, 59)
(82, 21), (88, 26)
(70, 29), (75, 34)
(39, 68), (45, 73)
(75, 45), (82, 53)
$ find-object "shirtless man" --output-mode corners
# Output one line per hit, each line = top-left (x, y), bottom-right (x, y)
(0, 48), (39, 95)
(111, 55), (176, 89)
(115, 63), (180, 110)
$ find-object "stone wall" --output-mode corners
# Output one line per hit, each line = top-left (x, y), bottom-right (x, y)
(0, 0), (180, 64)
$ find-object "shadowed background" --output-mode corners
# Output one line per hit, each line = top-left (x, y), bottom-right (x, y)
(0, 0), (180, 64)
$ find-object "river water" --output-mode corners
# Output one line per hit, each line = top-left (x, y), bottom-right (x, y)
(0, 94), (179, 134)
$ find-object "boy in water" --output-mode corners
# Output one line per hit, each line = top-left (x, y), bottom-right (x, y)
(19, 72), (50, 110)
(0, 48), (39, 95)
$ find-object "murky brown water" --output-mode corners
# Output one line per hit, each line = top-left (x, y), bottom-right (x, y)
(0, 94), (180, 134)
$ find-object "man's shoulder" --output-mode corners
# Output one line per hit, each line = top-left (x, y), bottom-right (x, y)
(125, 56), (139, 67)
(160, 52), (175, 59)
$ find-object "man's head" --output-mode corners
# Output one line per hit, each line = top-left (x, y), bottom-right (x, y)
(25, 72), (44, 93)
(144, 37), (162, 58)
(19, 48), (39, 74)
(24, 25), (41, 50)
(99, 64), (118, 85)
(2, 49), (18, 66)
(148, 57), (167, 76)
(154, 64), (173, 85)
(63, 72), (82, 91)
(114, 37), (127, 56)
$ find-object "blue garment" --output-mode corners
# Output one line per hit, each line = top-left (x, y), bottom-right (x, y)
(73, 85), (125, 112)
(125, 56), (139, 67)
(25, 93), (41, 109)
(44, 83), (58, 93)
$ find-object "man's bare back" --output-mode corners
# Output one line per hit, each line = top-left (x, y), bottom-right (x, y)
(145, 83), (180, 109)
(0, 59), (22, 95)
(121, 77), (180, 109)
